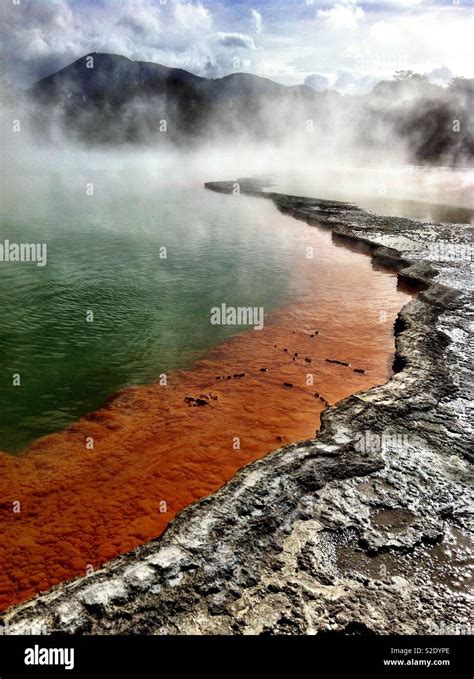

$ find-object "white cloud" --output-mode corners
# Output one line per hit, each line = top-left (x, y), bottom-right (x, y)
(317, 2), (364, 30)
(369, 20), (398, 44)
(117, 1), (162, 37)
(284, 3), (473, 92)
(333, 69), (377, 94)
(304, 73), (329, 91)
(251, 9), (263, 35)
(425, 66), (453, 87)
(0, 0), (472, 90)
(215, 33), (257, 51)
(173, 2), (212, 33)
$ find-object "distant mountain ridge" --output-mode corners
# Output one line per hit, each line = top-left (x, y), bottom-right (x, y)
(26, 52), (474, 164)
(28, 52), (320, 144)
(31, 52), (312, 101)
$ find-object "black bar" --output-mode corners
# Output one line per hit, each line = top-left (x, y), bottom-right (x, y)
(0, 635), (471, 677)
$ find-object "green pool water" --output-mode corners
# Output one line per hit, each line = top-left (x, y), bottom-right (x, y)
(3, 149), (463, 455)
(0, 155), (300, 453)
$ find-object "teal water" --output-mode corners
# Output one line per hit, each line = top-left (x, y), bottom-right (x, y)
(0, 159), (301, 453)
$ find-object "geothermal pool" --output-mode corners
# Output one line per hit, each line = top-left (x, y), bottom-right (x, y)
(0, 163), (414, 611)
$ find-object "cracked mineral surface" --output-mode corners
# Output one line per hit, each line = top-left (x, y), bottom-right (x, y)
(2, 178), (472, 635)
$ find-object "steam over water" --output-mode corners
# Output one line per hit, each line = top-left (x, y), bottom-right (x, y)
(0, 161), (296, 452)
(0, 147), (419, 610)
(0, 148), (471, 453)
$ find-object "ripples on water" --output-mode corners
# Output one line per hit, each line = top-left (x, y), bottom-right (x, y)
(1, 156), (469, 453)
(0, 167), (309, 452)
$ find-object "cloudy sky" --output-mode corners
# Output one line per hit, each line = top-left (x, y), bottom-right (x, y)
(1, 0), (473, 92)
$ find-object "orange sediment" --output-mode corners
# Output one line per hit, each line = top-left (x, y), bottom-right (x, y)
(0, 224), (412, 611)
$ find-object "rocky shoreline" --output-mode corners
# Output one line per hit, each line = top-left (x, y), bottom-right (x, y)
(2, 178), (472, 635)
